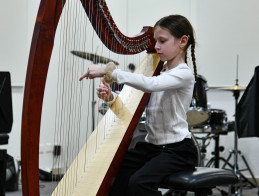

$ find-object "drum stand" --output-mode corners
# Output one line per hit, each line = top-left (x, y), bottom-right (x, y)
(233, 85), (259, 195)
(205, 128), (259, 195)
(205, 132), (227, 169)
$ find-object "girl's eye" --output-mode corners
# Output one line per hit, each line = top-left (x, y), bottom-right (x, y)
(160, 40), (166, 44)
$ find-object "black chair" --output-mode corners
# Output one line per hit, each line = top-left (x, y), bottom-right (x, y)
(0, 72), (13, 196)
(161, 167), (238, 196)
(0, 135), (8, 196)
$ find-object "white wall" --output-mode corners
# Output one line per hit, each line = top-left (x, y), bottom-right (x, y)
(196, 0), (259, 87)
(194, 0), (259, 179)
(0, 0), (38, 86)
(1, 0), (259, 179)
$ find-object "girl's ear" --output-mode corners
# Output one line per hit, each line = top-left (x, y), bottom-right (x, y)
(179, 35), (189, 48)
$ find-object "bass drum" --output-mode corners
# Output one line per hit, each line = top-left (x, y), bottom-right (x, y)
(187, 75), (209, 127)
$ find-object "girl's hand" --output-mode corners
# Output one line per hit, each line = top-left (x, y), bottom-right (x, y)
(96, 78), (113, 102)
(79, 64), (106, 81)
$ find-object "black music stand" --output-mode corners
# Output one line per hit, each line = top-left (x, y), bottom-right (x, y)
(0, 72), (13, 196)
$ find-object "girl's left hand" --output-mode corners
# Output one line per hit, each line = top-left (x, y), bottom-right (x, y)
(96, 78), (113, 102)
(79, 64), (106, 81)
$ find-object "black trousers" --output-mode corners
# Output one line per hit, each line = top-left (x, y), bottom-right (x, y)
(109, 138), (198, 196)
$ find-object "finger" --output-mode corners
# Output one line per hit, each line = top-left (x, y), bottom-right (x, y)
(96, 90), (108, 99)
(102, 78), (111, 89)
(79, 72), (89, 81)
(96, 87), (107, 92)
(101, 78), (108, 86)
(97, 91), (107, 96)
(98, 83), (106, 88)
(97, 92), (107, 99)
(97, 93), (103, 99)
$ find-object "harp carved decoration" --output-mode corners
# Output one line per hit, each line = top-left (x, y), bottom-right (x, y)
(21, 0), (163, 195)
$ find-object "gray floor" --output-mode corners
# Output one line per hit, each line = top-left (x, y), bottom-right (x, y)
(5, 180), (259, 196)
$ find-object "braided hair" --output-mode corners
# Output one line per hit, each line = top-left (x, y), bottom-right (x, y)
(154, 15), (198, 99)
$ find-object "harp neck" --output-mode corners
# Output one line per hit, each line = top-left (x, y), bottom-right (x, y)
(80, 0), (156, 54)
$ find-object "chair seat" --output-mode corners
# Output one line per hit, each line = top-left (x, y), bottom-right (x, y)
(161, 167), (238, 192)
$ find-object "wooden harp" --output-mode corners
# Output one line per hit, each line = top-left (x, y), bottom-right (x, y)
(21, 0), (163, 195)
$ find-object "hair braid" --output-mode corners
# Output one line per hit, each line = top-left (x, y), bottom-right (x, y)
(191, 43), (198, 100)
(184, 53), (187, 64)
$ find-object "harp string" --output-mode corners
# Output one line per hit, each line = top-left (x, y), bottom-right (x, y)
(48, 0), (88, 192)
(41, 0), (146, 194)
(49, 0), (102, 192)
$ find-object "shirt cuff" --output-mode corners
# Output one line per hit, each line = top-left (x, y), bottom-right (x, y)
(105, 91), (118, 106)
(111, 69), (119, 83)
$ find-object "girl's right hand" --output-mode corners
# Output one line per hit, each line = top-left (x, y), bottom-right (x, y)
(96, 78), (113, 102)
(79, 64), (106, 81)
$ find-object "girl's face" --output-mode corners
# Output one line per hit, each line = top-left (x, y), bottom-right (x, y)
(154, 26), (182, 66)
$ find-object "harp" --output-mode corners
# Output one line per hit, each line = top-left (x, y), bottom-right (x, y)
(21, 0), (163, 195)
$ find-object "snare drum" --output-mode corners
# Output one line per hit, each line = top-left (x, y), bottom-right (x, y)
(187, 75), (209, 127)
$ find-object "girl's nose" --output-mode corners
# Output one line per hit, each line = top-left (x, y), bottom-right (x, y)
(155, 42), (160, 50)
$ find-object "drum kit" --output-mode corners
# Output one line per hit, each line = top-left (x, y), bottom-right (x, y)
(187, 75), (259, 196)
(186, 75), (236, 133)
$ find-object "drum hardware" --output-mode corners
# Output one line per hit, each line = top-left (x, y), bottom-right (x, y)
(191, 108), (231, 169)
(216, 57), (259, 195)
(190, 124), (211, 134)
(227, 121), (235, 132)
(205, 133), (228, 169)
(191, 124), (231, 169)
(217, 85), (259, 195)
(202, 106), (258, 195)
(191, 132), (214, 167)
(221, 150), (259, 189)
(208, 109), (228, 134)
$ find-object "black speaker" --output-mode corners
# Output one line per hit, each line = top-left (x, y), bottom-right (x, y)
(0, 72), (13, 134)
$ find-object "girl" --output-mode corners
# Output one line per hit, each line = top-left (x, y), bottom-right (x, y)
(80, 14), (198, 196)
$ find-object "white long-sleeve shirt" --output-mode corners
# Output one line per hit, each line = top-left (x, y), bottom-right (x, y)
(110, 63), (194, 145)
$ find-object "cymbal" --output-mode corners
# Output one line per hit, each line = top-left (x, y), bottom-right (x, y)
(71, 51), (119, 65)
(218, 84), (246, 91)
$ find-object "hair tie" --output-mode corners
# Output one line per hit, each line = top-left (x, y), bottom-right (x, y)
(104, 62), (116, 84)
